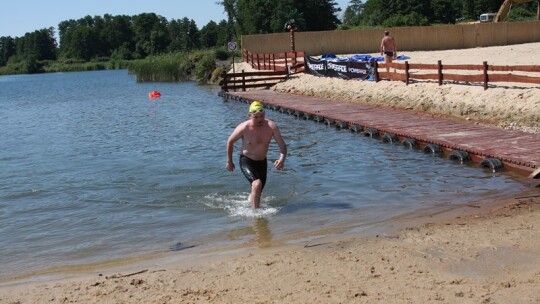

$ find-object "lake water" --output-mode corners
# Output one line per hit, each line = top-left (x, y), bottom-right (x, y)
(0, 70), (526, 280)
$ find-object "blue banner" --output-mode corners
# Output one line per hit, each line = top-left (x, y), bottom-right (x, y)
(304, 55), (373, 80)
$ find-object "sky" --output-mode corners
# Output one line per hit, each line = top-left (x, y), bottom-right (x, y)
(1, 0), (350, 38)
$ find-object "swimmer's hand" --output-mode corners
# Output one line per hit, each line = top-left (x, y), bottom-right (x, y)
(273, 159), (285, 170)
(226, 162), (235, 172)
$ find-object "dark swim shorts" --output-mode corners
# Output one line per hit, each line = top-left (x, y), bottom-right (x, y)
(384, 51), (394, 57)
(239, 154), (267, 189)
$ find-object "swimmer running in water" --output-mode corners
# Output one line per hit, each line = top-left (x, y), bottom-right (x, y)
(226, 101), (287, 209)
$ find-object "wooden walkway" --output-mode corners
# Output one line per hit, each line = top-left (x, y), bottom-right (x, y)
(221, 90), (540, 179)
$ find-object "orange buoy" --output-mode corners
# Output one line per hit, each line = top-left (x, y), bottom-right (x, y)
(149, 90), (161, 98)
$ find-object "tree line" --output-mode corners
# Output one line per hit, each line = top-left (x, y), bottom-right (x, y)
(342, 0), (538, 28)
(0, 0), (342, 71)
(1, 0), (537, 73)
(0, 13), (234, 68)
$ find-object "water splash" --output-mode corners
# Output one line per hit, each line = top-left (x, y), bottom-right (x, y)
(203, 193), (279, 218)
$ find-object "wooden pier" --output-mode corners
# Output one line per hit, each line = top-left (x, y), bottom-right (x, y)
(220, 90), (540, 179)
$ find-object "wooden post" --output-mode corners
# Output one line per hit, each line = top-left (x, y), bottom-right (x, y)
(221, 71), (228, 92)
(438, 60), (443, 86)
(374, 61), (380, 82)
(272, 54), (276, 71)
(289, 25), (296, 51)
(284, 52), (288, 70)
(289, 24), (297, 67)
(241, 70), (246, 92)
(483, 61), (488, 90)
(256, 54), (261, 70)
(405, 61), (410, 85)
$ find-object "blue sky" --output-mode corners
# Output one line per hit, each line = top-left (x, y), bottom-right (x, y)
(1, 0), (350, 38)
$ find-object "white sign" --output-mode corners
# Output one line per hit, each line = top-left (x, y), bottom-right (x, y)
(227, 42), (237, 51)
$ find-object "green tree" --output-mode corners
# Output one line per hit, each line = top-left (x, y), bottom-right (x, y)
(14, 28), (57, 61)
(217, 0), (239, 40)
(296, 0), (341, 31)
(431, 0), (460, 23)
(383, 11), (431, 26)
(507, 2), (538, 21)
(132, 13), (169, 58)
(168, 17), (201, 52)
(68, 27), (99, 60)
(0, 36), (16, 66)
(221, 0), (341, 35)
(216, 20), (234, 47)
(236, 0), (274, 34)
(99, 14), (134, 58)
(200, 21), (219, 48)
(461, 0), (476, 19)
(354, 0), (483, 26)
(475, 0), (504, 16)
(356, 0), (385, 26)
(342, 0), (365, 27)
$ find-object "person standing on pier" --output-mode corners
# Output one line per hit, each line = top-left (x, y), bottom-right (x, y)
(380, 30), (397, 72)
(226, 101), (287, 209)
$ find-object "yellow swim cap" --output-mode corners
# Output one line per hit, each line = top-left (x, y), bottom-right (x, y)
(249, 101), (264, 114)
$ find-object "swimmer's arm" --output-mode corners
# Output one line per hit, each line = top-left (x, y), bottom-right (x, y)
(226, 123), (245, 170)
(271, 123), (287, 170)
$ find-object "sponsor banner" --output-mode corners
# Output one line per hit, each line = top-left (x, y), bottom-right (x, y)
(326, 61), (349, 78)
(304, 55), (372, 80)
(304, 55), (327, 77)
(348, 61), (371, 79)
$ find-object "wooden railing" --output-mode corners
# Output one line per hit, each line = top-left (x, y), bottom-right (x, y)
(220, 70), (290, 92)
(374, 61), (540, 90)
(242, 48), (305, 73)
(220, 49), (306, 92)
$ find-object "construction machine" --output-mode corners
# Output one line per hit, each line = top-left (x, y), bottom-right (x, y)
(493, 0), (540, 22)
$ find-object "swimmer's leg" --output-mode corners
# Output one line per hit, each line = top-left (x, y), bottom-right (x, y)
(250, 179), (263, 209)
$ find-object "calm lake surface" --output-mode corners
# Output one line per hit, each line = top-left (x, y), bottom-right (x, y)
(0, 70), (526, 279)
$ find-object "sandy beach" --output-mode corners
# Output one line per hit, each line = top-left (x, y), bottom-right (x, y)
(2, 43), (540, 304)
(271, 42), (540, 134)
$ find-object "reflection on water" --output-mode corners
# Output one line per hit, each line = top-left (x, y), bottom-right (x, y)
(251, 218), (273, 248)
(226, 218), (272, 248)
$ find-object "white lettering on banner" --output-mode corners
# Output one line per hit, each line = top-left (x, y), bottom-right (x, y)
(307, 62), (325, 71)
(327, 62), (348, 73)
(349, 67), (367, 74)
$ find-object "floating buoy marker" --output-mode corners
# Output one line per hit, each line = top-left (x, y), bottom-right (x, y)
(149, 90), (161, 98)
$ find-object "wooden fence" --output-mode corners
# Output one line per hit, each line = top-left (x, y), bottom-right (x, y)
(242, 49), (305, 72)
(220, 49), (305, 92)
(375, 61), (540, 90)
(220, 70), (289, 92)
(222, 49), (540, 91)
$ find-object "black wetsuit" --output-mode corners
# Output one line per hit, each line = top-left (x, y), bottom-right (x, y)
(239, 154), (267, 190)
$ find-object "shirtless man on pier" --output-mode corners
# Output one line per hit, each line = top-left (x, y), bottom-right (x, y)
(380, 31), (397, 72)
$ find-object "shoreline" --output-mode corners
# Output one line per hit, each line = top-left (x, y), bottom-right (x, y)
(1, 183), (539, 303)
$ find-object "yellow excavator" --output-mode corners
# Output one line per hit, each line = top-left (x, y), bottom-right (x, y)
(493, 0), (540, 22)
